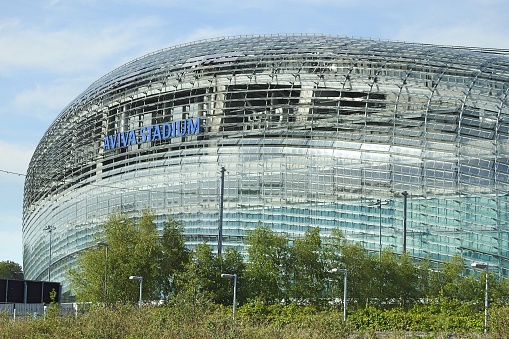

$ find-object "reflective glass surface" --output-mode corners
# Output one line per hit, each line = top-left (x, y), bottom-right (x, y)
(23, 35), (509, 289)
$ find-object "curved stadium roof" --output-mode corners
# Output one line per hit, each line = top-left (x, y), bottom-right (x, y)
(23, 34), (509, 286)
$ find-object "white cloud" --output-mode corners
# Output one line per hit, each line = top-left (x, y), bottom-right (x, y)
(394, 22), (509, 49)
(173, 26), (247, 46)
(8, 25), (248, 123)
(384, 0), (509, 49)
(0, 140), (34, 174)
(13, 79), (90, 121)
(0, 16), (166, 75)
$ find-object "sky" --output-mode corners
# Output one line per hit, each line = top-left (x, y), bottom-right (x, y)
(1, 0), (509, 268)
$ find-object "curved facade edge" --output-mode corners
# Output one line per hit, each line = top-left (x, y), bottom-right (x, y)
(22, 35), (509, 290)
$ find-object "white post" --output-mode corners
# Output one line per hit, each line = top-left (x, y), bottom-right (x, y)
(484, 268), (488, 333)
(129, 276), (143, 307)
(471, 262), (489, 333)
(139, 278), (143, 307)
(330, 268), (348, 321)
(221, 273), (237, 319)
(378, 200), (382, 259)
(343, 270), (348, 322)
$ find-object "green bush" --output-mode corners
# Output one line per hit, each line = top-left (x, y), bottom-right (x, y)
(347, 300), (484, 333)
(489, 305), (509, 339)
(0, 300), (506, 338)
(238, 298), (319, 326)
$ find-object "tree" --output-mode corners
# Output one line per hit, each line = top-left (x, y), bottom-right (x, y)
(415, 257), (434, 299)
(177, 242), (220, 303)
(217, 247), (246, 305)
(67, 211), (163, 303)
(244, 225), (292, 304)
(0, 260), (24, 280)
(436, 254), (466, 300)
(340, 242), (377, 306)
(158, 216), (190, 299)
(289, 227), (325, 304)
(132, 209), (163, 300)
(370, 248), (421, 307)
(323, 229), (377, 307)
(394, 252), (419, 306)
(491, 274), (509, 305)
(177, 243), (246, 305)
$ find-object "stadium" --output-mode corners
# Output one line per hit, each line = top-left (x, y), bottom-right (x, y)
(23, 34), (509, 289)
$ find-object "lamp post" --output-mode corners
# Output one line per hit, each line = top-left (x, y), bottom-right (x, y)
(471, 262), (489, 333)
(370, 200), (389, 259)
(330, 268), (348, 321)
(43, 225), (55, 281)
(218, 166), (225, 256)
(221, 273), (237, 319)
(129, 276), (143, 307)
(401, 191), (408, 253)
(97, 241), (109, 301)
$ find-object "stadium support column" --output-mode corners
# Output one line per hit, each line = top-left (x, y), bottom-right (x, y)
(402, 191), (408, 253)
(218, 167), (226, 256)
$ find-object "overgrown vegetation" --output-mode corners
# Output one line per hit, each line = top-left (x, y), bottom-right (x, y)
(1, 300), (509, 338)
(45, 210), (509, 337)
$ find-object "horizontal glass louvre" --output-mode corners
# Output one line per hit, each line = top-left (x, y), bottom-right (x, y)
(23, 35), (509, 290)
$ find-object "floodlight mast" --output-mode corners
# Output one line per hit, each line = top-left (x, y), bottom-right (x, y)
(43, 225), (56, 281)
(369, 200), (389, 259)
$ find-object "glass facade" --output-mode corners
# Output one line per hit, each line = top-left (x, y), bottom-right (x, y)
(23, 34), (509, 289)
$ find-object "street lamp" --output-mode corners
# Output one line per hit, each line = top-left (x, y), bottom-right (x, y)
(43, 225), (56, 281)
(370, 199), (389, 259)
(218, 166), (226, 256)
(129, 275), (143, 307)
(330, 268), (348, 321)
(97, 241), (109, 301)
(221, 273), (237, 319)
(401, 191), (408, 253)
(471, 262), (489, 333)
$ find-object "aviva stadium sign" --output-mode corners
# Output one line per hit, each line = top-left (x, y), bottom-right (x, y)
(102, 117), (201, 151)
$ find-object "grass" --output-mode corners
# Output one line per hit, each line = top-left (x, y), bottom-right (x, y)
(0, 301), (506, 339)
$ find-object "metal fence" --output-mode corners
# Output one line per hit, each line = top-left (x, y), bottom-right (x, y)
(0, 302), (91, 320)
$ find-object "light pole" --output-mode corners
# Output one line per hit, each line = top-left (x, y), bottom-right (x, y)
(129, 276), (143, 307)
(330, 268), (348, 321)
(43, 225), (56, 281)
(401, 191), (408, 253)
(97, 241), (109, 301)
(471, 262), (489, 333)
(221, 273), (237, 319)
(218, 166), (225, 256)
(470, 262), (488, 333)
(370, 200), (389, 259)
